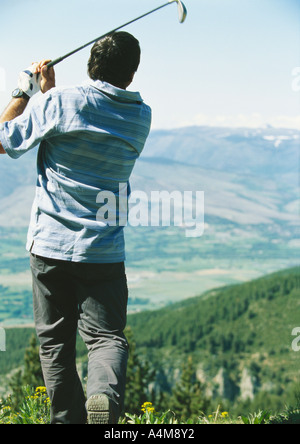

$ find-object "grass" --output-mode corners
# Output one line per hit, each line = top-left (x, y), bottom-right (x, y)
(0, 387), (50, 424)
(121, 403), (243, 424)
(1, 390), (299, 424)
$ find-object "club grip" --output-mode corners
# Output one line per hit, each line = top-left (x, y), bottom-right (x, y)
(47, 57), (64, 68)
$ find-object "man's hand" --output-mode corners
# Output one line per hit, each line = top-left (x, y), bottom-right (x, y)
(18, 60), (55, 97)
(34, 59), (56, 93)
(18, 63), (41, 98)
(0, 59), (56, 154)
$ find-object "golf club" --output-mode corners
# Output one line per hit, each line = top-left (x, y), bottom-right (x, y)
(47, 0), (187, 68)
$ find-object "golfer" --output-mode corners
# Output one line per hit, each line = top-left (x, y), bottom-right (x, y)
(0, 32), (152, 424)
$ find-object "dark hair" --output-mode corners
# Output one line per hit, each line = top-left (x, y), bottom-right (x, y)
(88, 32), (141, 88)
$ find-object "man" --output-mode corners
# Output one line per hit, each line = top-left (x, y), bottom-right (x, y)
(0, 32), (152, 424)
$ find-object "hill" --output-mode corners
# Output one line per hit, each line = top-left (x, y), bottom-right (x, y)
(142, 126), (299, 177)
(127, 266), (300, 412)
(0, 125), (298, 319)
(1, 125), (298, 226)
(1, 267), (299, 414)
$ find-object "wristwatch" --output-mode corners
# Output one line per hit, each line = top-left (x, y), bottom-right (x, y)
(12, 88), (30, 101)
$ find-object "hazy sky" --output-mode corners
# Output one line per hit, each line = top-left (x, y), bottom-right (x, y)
(0, 0), (299, 129)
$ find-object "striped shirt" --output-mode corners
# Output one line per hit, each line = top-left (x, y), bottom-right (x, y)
(0, 79), (152, 263)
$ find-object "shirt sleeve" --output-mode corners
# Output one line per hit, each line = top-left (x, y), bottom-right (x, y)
(0, 90), (63, 159)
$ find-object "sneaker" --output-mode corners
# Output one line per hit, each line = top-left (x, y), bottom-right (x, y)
(87, 394), (113, 424)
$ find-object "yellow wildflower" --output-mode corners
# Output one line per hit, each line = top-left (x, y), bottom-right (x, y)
(35, 387), (47, 393)
(141, 402), (155, 414)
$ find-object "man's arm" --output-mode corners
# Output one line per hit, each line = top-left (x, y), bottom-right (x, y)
(0, 98), (29, 153)
(0, 97), (29, 124)
(0, 59), (55, 154)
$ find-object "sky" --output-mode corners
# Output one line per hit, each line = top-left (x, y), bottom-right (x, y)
(0, 0), (299, 130)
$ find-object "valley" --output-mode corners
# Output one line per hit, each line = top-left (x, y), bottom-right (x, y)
(0, 125), (298, 321)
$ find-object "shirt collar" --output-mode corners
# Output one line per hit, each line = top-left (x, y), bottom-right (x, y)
(84, 79), (143, 104)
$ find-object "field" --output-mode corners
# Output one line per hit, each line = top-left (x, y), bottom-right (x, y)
(0, 216), (298, 323)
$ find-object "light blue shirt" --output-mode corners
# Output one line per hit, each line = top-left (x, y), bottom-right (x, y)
(0, 80), (152, 263)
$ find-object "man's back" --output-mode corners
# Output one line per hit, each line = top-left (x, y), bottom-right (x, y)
(1, 79), (151, 262)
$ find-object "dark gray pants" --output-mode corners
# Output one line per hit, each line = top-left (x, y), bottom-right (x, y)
(30, 253), (129, 424)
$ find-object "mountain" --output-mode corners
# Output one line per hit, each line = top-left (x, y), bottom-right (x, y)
(1, 267), (299, 412)
(0, 125), (298, 320)
(127, 266), (300, 412)
(0, 126), (298, 413)
(0, 125), (298, 226)
(142, 126), (299, 176)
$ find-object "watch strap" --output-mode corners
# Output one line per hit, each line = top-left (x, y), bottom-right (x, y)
(12, 88), (30, 100)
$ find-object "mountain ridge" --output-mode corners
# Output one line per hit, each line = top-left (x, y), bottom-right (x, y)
(127, 266), (300, 410)
(142, 126), (300, 176)
(0, 125), (298, 315)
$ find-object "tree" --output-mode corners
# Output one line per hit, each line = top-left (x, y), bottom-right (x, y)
(9, 333), (44, 409)
(124, 327), (155, 415)
(22, 334), (44, 388)
(170, 356), (210, 421)
(8, 369), (23, 410)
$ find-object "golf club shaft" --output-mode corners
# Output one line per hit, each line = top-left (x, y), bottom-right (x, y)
(47, 1), (176, 68)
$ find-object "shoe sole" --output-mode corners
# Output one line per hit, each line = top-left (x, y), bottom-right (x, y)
(87, 394), (111, 424)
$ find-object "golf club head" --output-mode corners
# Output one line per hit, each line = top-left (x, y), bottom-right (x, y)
(170, 0), (187, 23)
